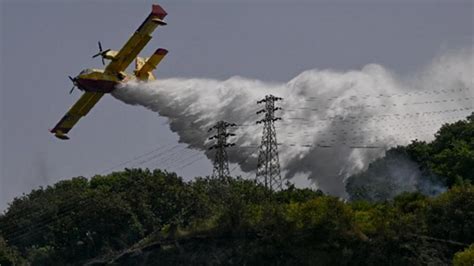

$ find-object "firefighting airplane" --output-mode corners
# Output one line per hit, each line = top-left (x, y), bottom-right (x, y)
(50, 4), (168, 140)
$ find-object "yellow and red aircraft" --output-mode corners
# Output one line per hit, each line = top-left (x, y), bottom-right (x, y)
(50, 4), (168, 140)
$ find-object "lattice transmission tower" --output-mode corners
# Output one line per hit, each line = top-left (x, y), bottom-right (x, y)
(208, 121), (236, 180)
(256, 95), (283, 190)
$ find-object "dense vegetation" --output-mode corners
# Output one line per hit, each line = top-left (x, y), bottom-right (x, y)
(0, 114), (472, 265)
(346, 113), (473, 201)
(405, 112), (474, 186)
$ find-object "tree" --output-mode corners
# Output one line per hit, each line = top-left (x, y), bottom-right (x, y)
(424, 184), (474, 244)
(407, 112), (474, 186)
(346, 113), (474, 201)
(0, 235), (25, 265)
(453, 244), (474, 266)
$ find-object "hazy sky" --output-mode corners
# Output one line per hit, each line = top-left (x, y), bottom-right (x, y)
(1, 0), (472, 210)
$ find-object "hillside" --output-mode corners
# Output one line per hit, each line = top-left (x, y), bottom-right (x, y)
(0, 113), (473, 265)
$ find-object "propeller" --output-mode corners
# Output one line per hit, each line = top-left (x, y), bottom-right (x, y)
(68, 75), (77, 94)
(92, 41), (111, 65)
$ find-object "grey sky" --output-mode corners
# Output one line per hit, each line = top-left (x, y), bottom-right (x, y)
(1, 0), (472, 211)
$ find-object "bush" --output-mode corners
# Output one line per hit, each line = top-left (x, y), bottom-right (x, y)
(453, 244), (474, 266)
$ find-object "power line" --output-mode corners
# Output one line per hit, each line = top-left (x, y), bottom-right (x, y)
(129, 144), (182, 168)
(295, 96), (474, 111)
(229, 149), (257, 174)
(283, 107), (473, 124)
(176, 156), (206, 171)
(237, 106), (474, 128)
(98, 143), (175, 175)
(304, 87), (472, 102)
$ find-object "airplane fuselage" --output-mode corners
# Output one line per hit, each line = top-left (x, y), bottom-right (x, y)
(74, 68), (128, 93)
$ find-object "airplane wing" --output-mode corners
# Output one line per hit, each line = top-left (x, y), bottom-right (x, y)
(50, 92), (104, 139)
(104, 4), (167, 75)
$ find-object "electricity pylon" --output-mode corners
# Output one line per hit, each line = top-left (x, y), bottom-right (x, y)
(256, 95), (283, 190)
(209, 121), (236, 180)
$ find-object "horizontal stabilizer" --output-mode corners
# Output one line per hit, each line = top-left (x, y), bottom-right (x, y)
(135, 48), (168, 81)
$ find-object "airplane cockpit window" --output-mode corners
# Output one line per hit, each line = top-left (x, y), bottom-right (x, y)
(79, 69), (93, 75)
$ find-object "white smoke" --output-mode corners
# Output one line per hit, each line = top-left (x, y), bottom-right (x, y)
(112, 48), (473, 197)
(345, 150), (447, 202)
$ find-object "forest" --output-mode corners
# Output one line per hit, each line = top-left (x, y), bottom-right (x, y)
(1, 113), (473, 265)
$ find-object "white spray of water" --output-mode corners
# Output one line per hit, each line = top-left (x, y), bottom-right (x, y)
(113, 48), (473, 197)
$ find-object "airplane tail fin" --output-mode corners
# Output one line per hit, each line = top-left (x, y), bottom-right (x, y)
(135, 48), (168, 81)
